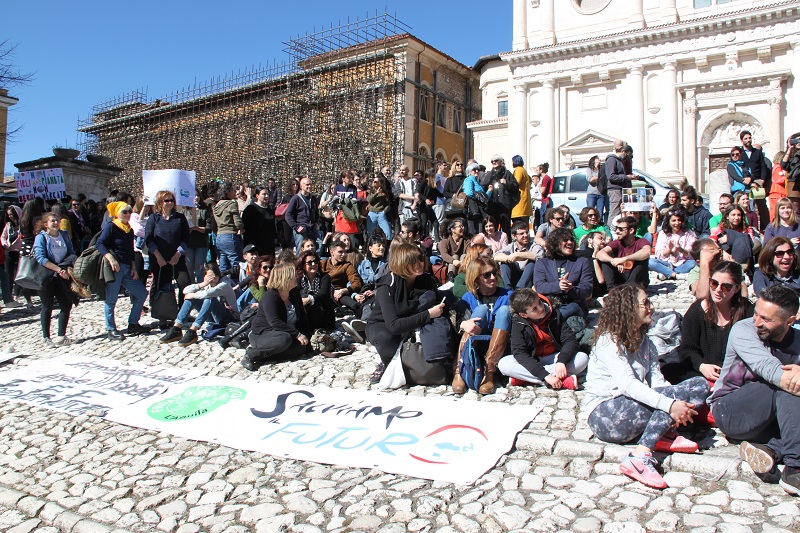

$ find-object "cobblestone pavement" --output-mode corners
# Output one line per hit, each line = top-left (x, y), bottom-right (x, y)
(0, 277), (797, 532)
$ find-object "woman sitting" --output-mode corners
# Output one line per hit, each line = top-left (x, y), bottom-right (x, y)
(763, 197), (800, 246)
(711, 205), (755, 269)
(160, 262), (239, 347)
(573, 207), (609, 249)
(453, 243), (493, 299)
(499, 288), (588, 390)
(473, 215), (508, 254)
(241, 263), (311, 371)
(658, 188), (681, 219)
(245, 255), (274, 305)
(357, 232), (388, 289)
(452, 257), (512, 395)
(583, 284), (710, 489)
(365, 243), (445, 383)
(437, 218), (467, 276)
(296, 250), (335, 332)
(532, 227), (593, 319)
(734, 191), (759, 229)
(648, 208), (697, 281)
(753, 237), (800, 298)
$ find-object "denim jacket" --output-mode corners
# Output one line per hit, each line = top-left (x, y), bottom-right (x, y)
(357, 258), (388, 287)
(33, 230), (75, 267)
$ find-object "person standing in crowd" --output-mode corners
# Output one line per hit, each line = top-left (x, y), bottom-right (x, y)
(584, 284), (710, 489)
(67, 198), (87, 252)
(485, 155), (519, 238)
(130, 201), (152, 286)
(739, 130), (770, 230)
(495, 221), (543, 290)
(605, 141), (632, 230)
(242, 185), (277, 257)
(463, 162), (489, 235)
(97, 201), (149, 340)
(279, 178), (300, 249)
(145, 190), (191, 324)
(285, 177), (319, 253)
(763, 198), (800, 246)
(769, 151), (788, 219)
(240, 263), (311, 371)
(709, 285), (800, 495)
(648, 209), (697, 281)
(537, 163), (553, 213)
(443, 161), (466, 208)
(681, 186), (712, 238)
(366, 174), (393, 240)
(595, 215), (651, 290)
(394, 164), (417, 224)
(183, 200), (212, 284)
(511, 155), (532, 227)
(365, 242), (445, 384)
(432, 161), (449, 239)
(533, 227), (593, 320)
(586, 155), (605, 223)
(213, 182), (244, 276)
(1, 205), (24, 308)
(33, 212), (78, 348)
(318, 181), (337, 239)
(417, 169), (442, 241)
(333, 170), (362, 250)
(51, 203), (73, 245)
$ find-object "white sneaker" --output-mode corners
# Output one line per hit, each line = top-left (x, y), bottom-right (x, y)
(675, 273), (689, 280)
(43, 338), (55, 349)
(53, 336), (71, 347)
(4, 301), (23, 309)
(341, 322), (365, 344)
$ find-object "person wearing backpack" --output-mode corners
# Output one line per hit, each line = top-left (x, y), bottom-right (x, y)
(485, 155), (520, 239)
(606, 140), (633, 230)
(586, 155), (607, 223)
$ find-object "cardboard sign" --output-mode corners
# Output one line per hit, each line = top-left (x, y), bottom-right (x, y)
(142, 169), (196, 207)
(15, 169), (67, 202)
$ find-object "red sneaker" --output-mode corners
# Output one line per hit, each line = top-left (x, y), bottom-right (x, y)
(510, 378), (533, 386)
(654, 432), (698, 454)
(619, 452), (668, 489)
(561, 375), (579, 390)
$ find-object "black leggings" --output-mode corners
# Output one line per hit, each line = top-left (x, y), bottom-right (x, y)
(247, 330), (307, 362)
(365, 322), (401, 364)
(38, 278), (73, 339)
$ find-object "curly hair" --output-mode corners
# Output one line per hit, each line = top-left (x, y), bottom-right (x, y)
(250, 255), (275, 289)
(545, 227), (575, 259)
(660, 208), (688, 234)
(593, 284), (650, 353)
(578, 206), (599, 226)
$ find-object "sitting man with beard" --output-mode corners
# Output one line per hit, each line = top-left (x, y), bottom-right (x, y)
(533, 227), (593, 320)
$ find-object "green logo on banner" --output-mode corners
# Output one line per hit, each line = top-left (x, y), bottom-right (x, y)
(147, 386), (247, 421)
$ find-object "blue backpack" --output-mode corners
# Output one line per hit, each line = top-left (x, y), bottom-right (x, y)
(459, 335), (491, 391)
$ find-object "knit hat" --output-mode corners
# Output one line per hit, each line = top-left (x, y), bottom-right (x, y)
(106, 201), (129, 219)
(465, 162), (480, 174)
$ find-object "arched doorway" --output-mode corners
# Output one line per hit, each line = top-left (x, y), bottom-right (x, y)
(698, 112), (766, 192)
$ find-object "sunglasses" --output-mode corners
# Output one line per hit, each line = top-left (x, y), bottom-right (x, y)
(305, 259), (318, 265)
(638, 298), (654, 308)
(587, 213), (598, 218)
(163, 198), (175, 203)
(120, 209), (132, 214)
(709, 278), (735, 293)
(731, 152), (741, 157)
(615, 226), (629, 232)
(481, 270), (497, 280)
(260, 265), (272, 271)
(775, 250), (794, 258)
(408, 254), (424, 265)
(552, 217), (564, 221)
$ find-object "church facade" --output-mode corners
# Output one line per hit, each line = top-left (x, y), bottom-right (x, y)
(468, 0), (800, 191)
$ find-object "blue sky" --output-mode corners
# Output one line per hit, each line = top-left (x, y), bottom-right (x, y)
(2, 1), (511, 173)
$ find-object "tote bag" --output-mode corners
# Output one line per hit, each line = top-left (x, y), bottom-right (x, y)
(14, 253), (51, 291)
(151, 266), (179, 321)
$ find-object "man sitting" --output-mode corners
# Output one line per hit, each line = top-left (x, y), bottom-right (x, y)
(494, 221), (544, 290)
(681, 187), (712, 238)
(533, 227), (593, 319)
(321, 239), (365, 318)
(595, 216), (651, 290)
(709, 285), (800, 495)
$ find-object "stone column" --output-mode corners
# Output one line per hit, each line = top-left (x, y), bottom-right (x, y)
(628, 66), (645, 165)
(510, 83), (527, 160)
(792, 42), (800, 136)
(661, 62), (680, 175)
(768, 93), (782, 156)
(628, 0), (644, 28)
(540, 79), (556, 169)
(683, 90), (698, 189)
(0, 89), (19, 177)
(513, 0), (528, 51)
(541, 0), (555, 46)
(661, 0), (678, 23)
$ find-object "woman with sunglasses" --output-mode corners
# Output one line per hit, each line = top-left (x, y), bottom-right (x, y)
(365, 242), (445, 384)
(669, 262), (752, 392)
(574, 207), (609, 249)
(727, 147), (750, 194)
(753, 237), (800, 298)
(145, 190), (191, 327)
(584, 284), (710, 489)
(96, 201), (150, 340)
(463, 162), (488, 235)
(763, 197), (800, 247)
(648, 208), (697, 281)
(452, 243), (494, 299)
(443, 161), (466, 207)
(452, 257), (513, 395)
(295, 250), (334, 332)
(246, 255), (274, 304)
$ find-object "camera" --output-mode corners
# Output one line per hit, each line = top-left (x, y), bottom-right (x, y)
(790, 136), (800, 148)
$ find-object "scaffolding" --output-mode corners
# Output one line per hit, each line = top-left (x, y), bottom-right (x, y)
(78, 11), (412, 195)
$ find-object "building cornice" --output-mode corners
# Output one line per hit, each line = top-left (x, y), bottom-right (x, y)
(501, 1), (798, 66)
(0, 94), (19, 108)
(466, 117), (508, 131)
(676, 68), (791, 91)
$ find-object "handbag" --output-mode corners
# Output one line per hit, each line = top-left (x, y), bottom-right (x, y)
(14, 252), (52, 291)
(749, 186), (766, 200)
(400, 333), (449, 386)
(450, 184), (467, 210)
(151, 266), (179, 321)
(275, 201), (290, 219)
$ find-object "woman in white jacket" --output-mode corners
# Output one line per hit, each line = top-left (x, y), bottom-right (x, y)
(583, 284), (709, 489)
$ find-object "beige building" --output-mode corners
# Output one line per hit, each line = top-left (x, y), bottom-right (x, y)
(469, 0), (800, 191)
(0, 89), (19, 178)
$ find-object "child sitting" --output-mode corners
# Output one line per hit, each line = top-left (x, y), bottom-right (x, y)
(498, 288), (589, 390)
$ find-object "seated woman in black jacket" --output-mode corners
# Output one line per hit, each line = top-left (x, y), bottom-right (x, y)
(241, 263), (311, 371)
(532, 227), (593, 320)
(296, 250), (335, 331)
(365, 242), (446, 384)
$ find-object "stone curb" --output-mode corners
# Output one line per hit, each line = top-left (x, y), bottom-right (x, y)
(0, 483), (133, 533)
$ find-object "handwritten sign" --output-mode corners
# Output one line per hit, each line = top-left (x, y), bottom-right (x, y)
(142, 169), (196, 207)
(107, 377), (541, 484)
(0, 355), (202, 416)
(15, 169), (67, 202)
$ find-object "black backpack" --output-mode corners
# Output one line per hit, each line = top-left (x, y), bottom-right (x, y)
(596, 161), (608, 195)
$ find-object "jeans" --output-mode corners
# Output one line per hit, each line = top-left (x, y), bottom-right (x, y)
(293, 228), (320, 254)
(177, 297), (236, 329)
(185, 246), (208, 283)
(432, 204), (446, 242)
(38, 278), (72, 339)
(557, 301), (584, 320)
(648, 257), (697, 278)
(104, 264), (148, 331)
(215, 233), (243, 276)
(498, 351), (589, 385)
(0, 264), (11, 303)
(500, 262), (536, 289)
(367, 211), (393, 240)
(470, 304), (512, 332)
(587, 194), (606, 224)
(237, 288), (256, 311)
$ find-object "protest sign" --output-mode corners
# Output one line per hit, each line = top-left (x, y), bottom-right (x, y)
(0, 355), (202, 416)
(142, 169), (196, 207)
(15, 169), (67, 202)
(622, 187), (654, 212)
(107, 377), (541, 484)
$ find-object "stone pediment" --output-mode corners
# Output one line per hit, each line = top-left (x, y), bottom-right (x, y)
(560, 129), (615, 152)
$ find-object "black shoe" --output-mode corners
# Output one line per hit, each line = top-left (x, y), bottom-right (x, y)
(369, 362), (387, 384)
(107, 329), (125, 341)
(127, 323), (151, 335)
(335, 307), (350, 318)
(159, 327), (183, 344)
(780, 466), (800, 496)
(178, 329), (198, 347)
(740, 441), (778, 474)
(240, 355), (260, 372)
(158, 320), (172, 330)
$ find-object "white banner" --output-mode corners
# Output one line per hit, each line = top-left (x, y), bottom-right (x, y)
(622, 187), (655, 212)
(142, 169), (196, 207)
(15, 169), (67, 202)
(107, 377), (541, 484)
(0, 355), (202, 416)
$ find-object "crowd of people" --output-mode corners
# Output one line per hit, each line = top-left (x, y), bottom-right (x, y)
(1, 132), (800, 495)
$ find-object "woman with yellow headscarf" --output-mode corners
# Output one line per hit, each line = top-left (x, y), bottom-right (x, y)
(96, 200), (150, 340)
